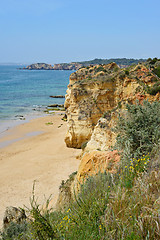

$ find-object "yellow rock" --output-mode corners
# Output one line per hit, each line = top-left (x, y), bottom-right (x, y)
(64, 63), (160, 149)
(76, 150), (120, 183)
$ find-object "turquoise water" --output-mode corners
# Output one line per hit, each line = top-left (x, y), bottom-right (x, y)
(0, 65), (73, 122)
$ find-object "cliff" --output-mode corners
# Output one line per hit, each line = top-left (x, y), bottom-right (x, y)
(55, 60), (160, 209)
(64, 62), (160, 149)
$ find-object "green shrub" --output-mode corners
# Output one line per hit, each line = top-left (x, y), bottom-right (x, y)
(149, 57), (158, 64)
(115, 101), (160, 160)
(136, 76), (160, 95)
(147, 81), (160, 95)
(113, 67), (119, 72)
(125, 70), (129, 75)
(0, 221), (31, 240)
(120, 154), (150, 188)
(95, 66), (106, 72)
(153, 66), (160, 78)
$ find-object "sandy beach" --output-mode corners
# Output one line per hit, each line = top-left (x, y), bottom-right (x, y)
(0, 113), (81, 228)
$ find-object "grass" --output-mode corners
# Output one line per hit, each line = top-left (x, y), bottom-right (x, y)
(2, 153), (159, 240)
(1, 101), (160, 239)
(1, 157), (160, 240)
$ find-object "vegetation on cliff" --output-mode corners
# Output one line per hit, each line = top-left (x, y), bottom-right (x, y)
(65, 59), (160, 149)
(1, 100), (160, 240)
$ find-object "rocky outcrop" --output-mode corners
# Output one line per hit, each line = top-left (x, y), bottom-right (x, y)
(84, 114), (117, 153)
(50, 95), (65, 98)
(64, 63), (160, 149)
(76, 150), (120, 184)
(24, 63), (53, 70)
(3, 206), (26, 228)
(56, 172), (77, 210)
(22, 62), (83, 70)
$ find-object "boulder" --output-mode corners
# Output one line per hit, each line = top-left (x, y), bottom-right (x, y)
(3, 206), (26, 228)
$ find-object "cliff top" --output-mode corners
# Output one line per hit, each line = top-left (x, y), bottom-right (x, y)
(69, 59), (160, 93)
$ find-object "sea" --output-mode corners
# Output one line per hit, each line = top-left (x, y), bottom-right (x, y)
(0, 65), (73, 133)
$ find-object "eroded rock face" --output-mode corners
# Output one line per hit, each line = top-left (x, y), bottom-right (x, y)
(84, 114), (117, 153)
(65, 63), (160, 149)
(76, 150), (120, 184)
(65, 63), (118, 148)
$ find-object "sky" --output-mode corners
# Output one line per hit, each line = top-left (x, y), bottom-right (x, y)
(0, 0), (160, 64)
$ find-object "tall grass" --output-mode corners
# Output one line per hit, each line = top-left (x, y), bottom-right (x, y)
(1, 101), (160, 239)
(1, 161), (160, 239)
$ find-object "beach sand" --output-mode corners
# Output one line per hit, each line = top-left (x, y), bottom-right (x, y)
(0, 113), (81, 228)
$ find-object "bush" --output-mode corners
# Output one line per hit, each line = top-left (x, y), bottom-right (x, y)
(125, 70), (129, 75)
(153, 66), (160, 78)
(115, 101), (160, 160)
(0, 221), (31, 240)
(95, 66), (106, 72)
(149, 57), (158, 65)
(147, 81), (160, 95)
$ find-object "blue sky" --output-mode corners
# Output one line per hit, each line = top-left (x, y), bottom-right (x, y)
(0, 0), (160, 64)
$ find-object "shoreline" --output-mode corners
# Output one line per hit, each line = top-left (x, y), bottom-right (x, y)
(0, 114), (81, 228)
(0, 111), (48, 137)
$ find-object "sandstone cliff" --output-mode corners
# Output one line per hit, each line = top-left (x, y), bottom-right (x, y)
(56, 61), (160, 209)
(64, 62), (160, 149)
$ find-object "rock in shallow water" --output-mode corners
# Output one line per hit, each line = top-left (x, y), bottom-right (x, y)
(49, 95), (65, 98)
